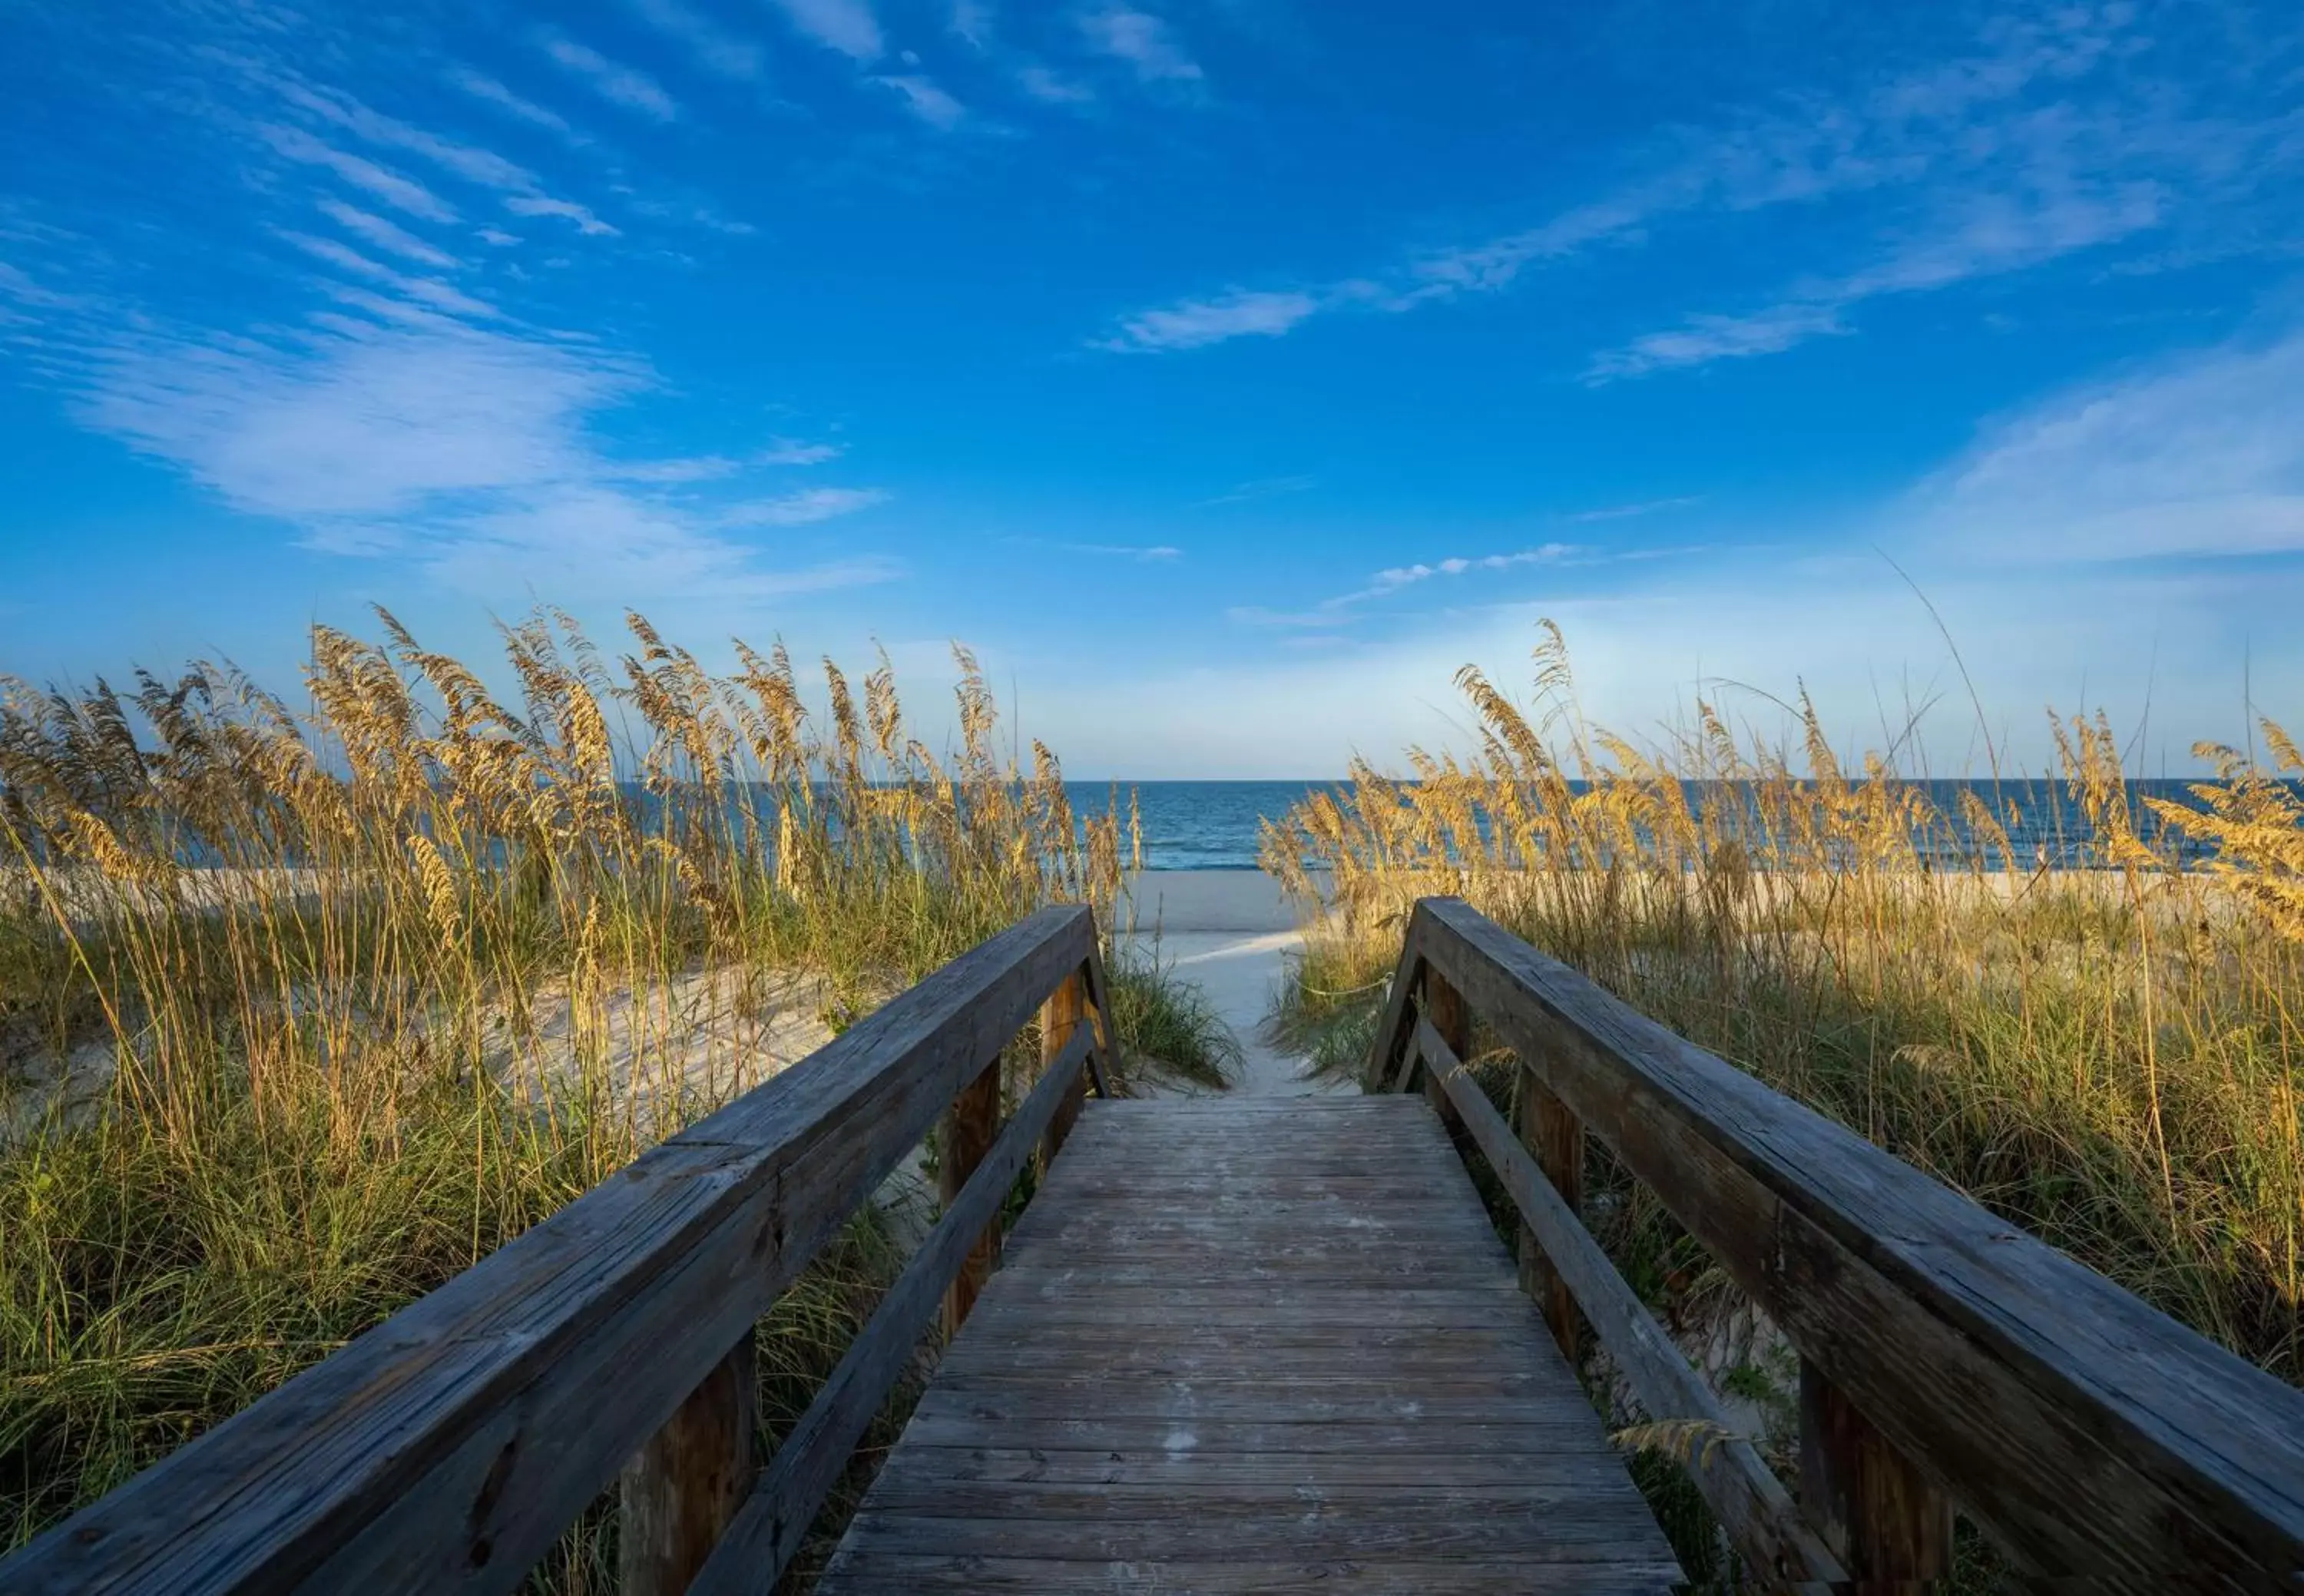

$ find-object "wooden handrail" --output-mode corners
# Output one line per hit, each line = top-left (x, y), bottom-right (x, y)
(1373, 895), (2304, 1591)
(1, 905), (1115, 1596)
(1413, 1016), (1846, 1591)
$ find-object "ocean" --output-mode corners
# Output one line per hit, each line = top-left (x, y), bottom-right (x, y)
(1079, 778), (2228, 872)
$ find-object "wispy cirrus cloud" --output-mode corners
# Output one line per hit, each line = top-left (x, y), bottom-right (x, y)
(1193, 475), (1314, 508)
(1565, 495), (1703, 523)
(769, 0), (885, 62)
(541, 34), (680, 122)
(316, 199), (458, 268)
(1016, 64), (1095, 104)
(446, 67), (581, 143)
(627, 0), (769, 80)
(1589, 177), (2165, 379)
(759, 437), (843, 465)
(721, 486), (892, 525)
(280, 233), (501, 320)
(504, 195), (618, 237)
(1905, 323), (2304, 564)
(1013, 538), (1183, 560)
(1228, 543), (1587, 628)
(261, 126), (456, 223)
(1587, 304), (1852, 381)
(1098, 288), (1319, 353)
(1079, 5), (1202, 82)
(1101, 8), (2299, 366)
(872, 75), (967, 129)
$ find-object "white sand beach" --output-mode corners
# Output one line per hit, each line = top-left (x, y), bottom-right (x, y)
(1117, 869), (1342, 1097)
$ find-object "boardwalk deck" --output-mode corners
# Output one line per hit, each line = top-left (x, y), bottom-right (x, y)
(814, 1095), (1681, 1593)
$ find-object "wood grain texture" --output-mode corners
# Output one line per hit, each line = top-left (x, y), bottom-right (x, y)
(939, 1058), (1003, 1338)
(1037, 968), (1091, 1171)
(1517, 1063), (1585, 1364)
(617, 1333), (757, 1596)
(0, 906), (1097, 1596)
(1407, 895), (2304, 1590)
(1416, 1018), (1845, 1592)
(1798, 1358), (1953, 1584)
(814, 1096), (1680, 1594)
(688, 1025), (1094, 1596)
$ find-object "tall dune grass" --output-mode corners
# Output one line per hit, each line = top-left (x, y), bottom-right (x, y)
(1263, 621), (2304, 1383)
(0, 608), (1226, 1562)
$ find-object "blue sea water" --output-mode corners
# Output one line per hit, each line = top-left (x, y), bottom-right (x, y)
(1074, 779), (2230, 872)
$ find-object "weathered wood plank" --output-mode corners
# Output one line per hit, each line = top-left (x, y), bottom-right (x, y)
(1419, 1015), (1845, 1591)
(887, 1412), (1624, 1454)
(814, 1552), (1683, 1593)
(1411, 895), (2304, 1589)
(0, 906), (1097, 1596)
(686, 1025), (1094, 1596)
(869, 1445), (1634, 1489)
(817, 1096), (1678, 1592)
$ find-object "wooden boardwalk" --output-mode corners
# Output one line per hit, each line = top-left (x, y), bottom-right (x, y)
(815, 1095), (1681, 1592)
(22, 902), (2304, 1595)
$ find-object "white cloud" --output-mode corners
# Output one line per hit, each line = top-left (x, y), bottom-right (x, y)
(1907, 326), (2304, 564)
(720, 486), (891, 525)
(627, 0), (768, 79)
(1227, 543), (1587, 629)
(1591, 176), (2167, 379)
(447, 67), (580, 141)
(872, 75), (966, 130)
(276, 81), (540, 194)
(282, 239), (500, 322)
(25, 285), (893, 601)
(1079, 5), (1202, 82)
(261, 127), (456, 223)
(541, 35), (680, 122)
(1079, 563), (2301, 779)
(1566, 496), (1703, 522)
(1587, 304), (1850, 381)
(1038, 541), (1181, 560)
(769, 0), (883, 61)
(1098, 289), (1319, 353)
(316, 199), (458, 268)
(1097, 8), (2296, 359)
(1016, 65), (1094, 104)
(1193, 475), (1313, 508)
(949, 0), (995, 48)
(477, 227), (521, 247)
(505, 195), (620, 237)
(759, 438), (843, 465)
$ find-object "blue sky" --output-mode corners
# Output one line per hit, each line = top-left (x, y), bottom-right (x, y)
(3, 0), (2302, 776)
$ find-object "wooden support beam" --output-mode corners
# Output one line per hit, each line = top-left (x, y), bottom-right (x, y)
(1799, 1359), (1954, 1587)
(1419, 965), (1469, 1137)
(618, 1332), (758, 1596)
(1516, 1062), (1584, 1365)
(1038, 967), (1091, 1171)
(941, 1058), (1004, 1339)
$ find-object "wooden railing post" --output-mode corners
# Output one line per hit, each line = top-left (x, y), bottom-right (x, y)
(941, 1057), (1004, 1338)
(1799, 1359), (1953, 1586)
(1420, 968), (1469, 1134)
(1038, 966), (1091, 1172)
(618, 1331), (758, 1596)
(1515, 1061), (1584, 1364)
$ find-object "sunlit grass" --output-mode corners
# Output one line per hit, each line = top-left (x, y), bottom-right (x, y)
(0, 606), (1231, 1558)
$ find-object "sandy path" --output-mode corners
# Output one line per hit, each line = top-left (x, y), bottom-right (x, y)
(1117, 869), (1342, 1098)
